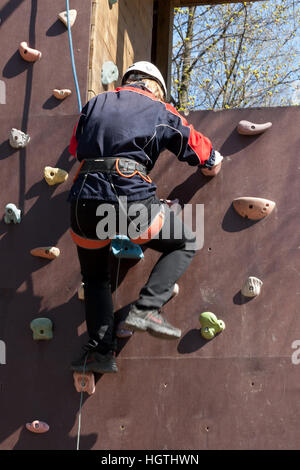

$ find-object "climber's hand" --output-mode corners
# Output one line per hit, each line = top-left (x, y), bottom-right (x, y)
(201, 151), (223, 177)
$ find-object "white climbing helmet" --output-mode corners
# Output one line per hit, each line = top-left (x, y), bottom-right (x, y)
(122, 61), (167, 98)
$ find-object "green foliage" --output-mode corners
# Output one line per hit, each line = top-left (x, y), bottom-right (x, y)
(172, 1), (300, 110)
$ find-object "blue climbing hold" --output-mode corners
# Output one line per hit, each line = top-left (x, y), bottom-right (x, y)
(111, 235), (144, 260)
(101, 61), (119, 85)
(4, 203), (21, 224)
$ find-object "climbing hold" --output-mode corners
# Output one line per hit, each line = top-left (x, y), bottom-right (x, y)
(111, 235), (144, 259)
(233, 197), (276, 220)
(116, 321), (133, 339)
(109, 0), (118, 6)
(44, 166), (68, 185)
(199, 312), (225, 340)
(30, 247), (60, 260)
(58, 9), (77, 28)
(73, 371), (95, 395)
(30, 318), (53, 340)
(19, 41), (42, 62)
(4, 203), (21, 224)
(78, 282), (85, 300)
(26, 420), (49, 434)
(0, 80), (6, 104)
(9, 128), (30, 149)
(241, 276), (263, 297)
(101, 61), (119, 85)
(237, 120), (272, 135)
(53, 89), (72, 100)
(171, 283), (179, 299)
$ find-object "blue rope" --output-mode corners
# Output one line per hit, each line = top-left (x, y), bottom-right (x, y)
(66, 0), (82, 112)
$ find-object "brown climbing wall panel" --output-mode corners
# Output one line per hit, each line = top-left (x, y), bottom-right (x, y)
(0, 2), (300, 451)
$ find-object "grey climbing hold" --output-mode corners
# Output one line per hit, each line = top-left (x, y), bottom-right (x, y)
(241, 276), (263, 297)
(9, 128), (30, 149)
(109, 0), (118, 5)
(58, 10), (77, 28)
(101, 61), (119, 85)
(0, 80), (6, 104)
(30, 318), (53, 340)
(4, 203), (21, 224)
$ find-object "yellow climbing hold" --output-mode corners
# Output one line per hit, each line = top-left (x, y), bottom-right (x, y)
(199, 312), (225, 340)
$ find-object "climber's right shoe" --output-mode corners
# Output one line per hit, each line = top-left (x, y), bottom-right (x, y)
(124, 304), (181, 340)
(71, 350), (118, 374)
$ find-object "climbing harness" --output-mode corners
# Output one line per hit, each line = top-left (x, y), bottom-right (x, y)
(66, 0), (82, 112)
(77, 157), (152, 183)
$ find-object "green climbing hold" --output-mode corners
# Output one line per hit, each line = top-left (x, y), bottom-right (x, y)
(30, 318), (53, 340)
(199, 312), (225, 340)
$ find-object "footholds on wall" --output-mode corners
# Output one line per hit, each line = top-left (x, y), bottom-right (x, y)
(53, 89), (72, 100)
(4, 203), (21, 224)
(199, 312), (225, 340)
(30, 318), (53, 341)
(101, 61), (119, 85)
(26, 420), (49, 433)
(237, 120), (272, 135)
(44, 166), (68, 185)
(30, 247), (60, 260)
(19, 41), (42, 62)
(241, 276), (263, 297)
(58, 10), (77, 28)
(73, 371), (95, 395)
(233, 197), (276, 220)
(111, 235), (144, 259)
(9, 128), (30, 149)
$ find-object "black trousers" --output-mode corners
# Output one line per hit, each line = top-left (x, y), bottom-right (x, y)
(70, 196), (196, 353)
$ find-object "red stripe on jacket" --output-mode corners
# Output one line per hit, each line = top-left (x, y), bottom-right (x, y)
(164, 103), (212, 165)
(69, 120), (79, 157)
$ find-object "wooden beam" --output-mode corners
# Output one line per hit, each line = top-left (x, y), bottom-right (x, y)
(152, 0), (175, 99)
(176, 0), (264, 5)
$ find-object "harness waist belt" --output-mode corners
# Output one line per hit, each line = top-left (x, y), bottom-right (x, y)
(78, 157), (148, 177)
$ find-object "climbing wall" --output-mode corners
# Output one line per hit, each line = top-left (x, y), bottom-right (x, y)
(1, 1), (300, 451)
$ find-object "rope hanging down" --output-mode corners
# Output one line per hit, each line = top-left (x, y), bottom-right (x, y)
(66, 0), (82, 112)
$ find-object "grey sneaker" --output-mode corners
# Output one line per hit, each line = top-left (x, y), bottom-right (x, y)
(71, 350), (118, 374)
(124, 304), (181, 340)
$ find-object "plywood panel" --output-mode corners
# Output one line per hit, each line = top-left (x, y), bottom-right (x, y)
(88, 0), (153, 100)
(0, 0), (299, 452)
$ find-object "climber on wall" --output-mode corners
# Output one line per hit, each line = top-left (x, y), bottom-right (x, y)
(68, 61), (223, 374)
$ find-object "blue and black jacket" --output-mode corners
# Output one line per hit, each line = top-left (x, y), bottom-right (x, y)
(68, 84), (216, 202)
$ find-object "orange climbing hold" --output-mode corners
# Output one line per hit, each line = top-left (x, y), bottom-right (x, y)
(73, 371), (95, 395)
(53, 89), (72, 100)
(233, 197), (275, 220)
(237, 120), (272, 135)
(19, 42), (42, 62)
(26, 420), (49, 433)
(30, 247), (60, 260)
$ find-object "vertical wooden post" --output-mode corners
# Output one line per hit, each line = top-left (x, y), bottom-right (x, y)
(152, 0), (174, 99)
